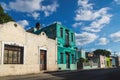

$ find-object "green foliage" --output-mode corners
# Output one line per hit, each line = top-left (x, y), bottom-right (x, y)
(78, 57), (86, 63)
(0, 5), (4, 13)
(0, 5), (14, 24)
(93, 49), (111, 57)
(85, 59), (89, 62)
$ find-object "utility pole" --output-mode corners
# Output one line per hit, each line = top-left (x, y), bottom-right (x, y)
(114, 51), (116, 57)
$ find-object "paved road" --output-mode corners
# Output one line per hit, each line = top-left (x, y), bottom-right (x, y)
(0, 68), (120, 80)
(51, 68), (120, 80)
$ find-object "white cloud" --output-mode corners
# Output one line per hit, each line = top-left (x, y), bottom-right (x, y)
(31, 12), (40, 20)
(91, 48), (96, 51)
(75, 32), (98, 46)
(82, 14), (112, 32)
(98, 37), (109, 45)
(78, 0), (93, 9)
(9, 0), (42, 12)
(17, 20), (29, 28)
(74, 0), (112, 32)
(73, 22), (82, 28)
(114, 0), (120, 5)
(106, 49), (112, 52)
(75, 0), (94, 21)
(110, 31), (120, 42)
(1, 0), (59, 19)
(75, 0), (111, 21)
(41, 2), (59, 17)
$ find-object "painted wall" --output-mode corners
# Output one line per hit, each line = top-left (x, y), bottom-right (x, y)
(99, 55), (106, 68)
(83, 61), (98, 69)
(106, 57), (112, 67)
(57, 46), (76, 70)
(34, 23), (77, 70)
(0, 22), (57, 76)
(56, 23), (77, 70)
(111, 57), (116, 67)
(77, 49), (86, 59)
(56, 23), (76, 47)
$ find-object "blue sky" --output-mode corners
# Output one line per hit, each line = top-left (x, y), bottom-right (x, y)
(1, 0), (120, 55)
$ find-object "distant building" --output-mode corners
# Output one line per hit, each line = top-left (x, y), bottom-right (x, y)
(86, 52), (94, 58)
(77, 49), (86, 59)
(111, 56), (116, 67)
(84, 52), (98, 69)
(76, 49), (86, 69)
(115, 56), (120, 67)
(106, 57), (112, 67)
(99, 55), (106, 68)
(32, 22), (77, 70)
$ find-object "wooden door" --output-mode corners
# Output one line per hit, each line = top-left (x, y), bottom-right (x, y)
(40, 50), (47, 70)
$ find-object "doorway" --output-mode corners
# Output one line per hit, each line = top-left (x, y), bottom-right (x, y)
(40, 50), (47, 70)
(66, 52), (70, 69)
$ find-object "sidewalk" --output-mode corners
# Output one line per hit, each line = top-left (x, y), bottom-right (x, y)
(0, 70), (72, 80)
(0, 73), (53, 80)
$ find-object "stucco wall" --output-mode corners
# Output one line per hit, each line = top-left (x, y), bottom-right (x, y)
(0, 22), (57, 76)
(0, 22), (26, 44)
(57, 46), (77, 70)
(100, 55), (106, 68)
(58, 64), (77, 70)
(47, 39), (58, 70)
(0, 65), (40, 76)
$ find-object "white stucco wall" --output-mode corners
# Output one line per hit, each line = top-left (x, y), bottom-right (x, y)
(0, 22), (57, 76)
(99, 55), (106, 68)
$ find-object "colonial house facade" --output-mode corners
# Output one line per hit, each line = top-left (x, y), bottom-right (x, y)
(0, 22), (57, 76)
(32, 22), (77, 70)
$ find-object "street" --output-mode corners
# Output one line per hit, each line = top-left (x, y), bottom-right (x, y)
(0, 68), (120, 80)
(50, 68), (120, 80)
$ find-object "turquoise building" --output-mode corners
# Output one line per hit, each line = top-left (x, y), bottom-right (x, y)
(33, 22), (77, 70)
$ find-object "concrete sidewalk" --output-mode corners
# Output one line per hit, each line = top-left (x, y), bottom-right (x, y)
(0, 73), (63, 80)
(0, 70), (69, 80)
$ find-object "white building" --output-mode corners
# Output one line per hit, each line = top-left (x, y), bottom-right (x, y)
(99, 55), (106, 68)
(0, 22), (57, 76)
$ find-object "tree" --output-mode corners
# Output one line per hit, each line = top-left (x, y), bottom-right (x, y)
(93, 49), (111, 57)
(0, 5), (4, 13)
(0, 5), (14, 24)
(79, 57), (86, 63)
